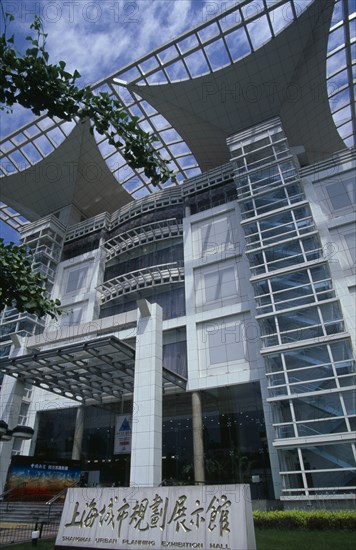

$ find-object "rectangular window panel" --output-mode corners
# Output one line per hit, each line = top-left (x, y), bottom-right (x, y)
(207, 319), (245, 365)
(204, 266), (237, 303)
(192, 211), (237, 258)
(62, 307), (83, 326)
(326, 182), (352, 210)
(194, 260), (239, 312)
(201, 219), (232, 252)
(65, 266), (88, 294)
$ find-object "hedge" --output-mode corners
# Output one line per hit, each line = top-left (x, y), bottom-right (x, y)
(252, 510), (356, 530)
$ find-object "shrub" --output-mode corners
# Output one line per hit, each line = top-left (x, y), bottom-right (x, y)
(252, 510), (356, 530)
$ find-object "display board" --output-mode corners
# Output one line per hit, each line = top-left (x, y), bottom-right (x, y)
(5, 456), (81, 501)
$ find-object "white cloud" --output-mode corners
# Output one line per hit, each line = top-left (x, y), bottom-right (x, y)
(1, 0), (274, 134)
(36, 1), (199, 86)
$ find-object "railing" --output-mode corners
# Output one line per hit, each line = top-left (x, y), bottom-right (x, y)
(46, 484), (75, 507)
(104, 218), (183, 261)
(65, 212), (110, 243)
(46, 481), (79, 521)
(34, 243), (61, 262)
(33, 263), (56, 281)
(0, 482), (27, 503)
(110, 188), (183, 230)
(98, 262), (185, 304)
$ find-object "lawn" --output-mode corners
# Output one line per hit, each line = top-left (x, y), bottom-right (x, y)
(5, 530), (356, 550)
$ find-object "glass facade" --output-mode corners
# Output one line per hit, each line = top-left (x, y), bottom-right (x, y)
(229, 119), (356, 499)
(34, 384), (272, 496)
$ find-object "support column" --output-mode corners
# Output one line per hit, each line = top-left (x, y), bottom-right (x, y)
(130, 300), (162, 487)
(192, 391), (205, 485)
(72, 406), (85, 461)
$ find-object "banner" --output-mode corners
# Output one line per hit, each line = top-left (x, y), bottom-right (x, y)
(5, 456), (81, 501)
(114, 415), (132, 454)
(55, 485), (256, 550)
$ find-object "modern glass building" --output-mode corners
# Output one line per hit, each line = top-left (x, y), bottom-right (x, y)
(0, 0), (355, 506)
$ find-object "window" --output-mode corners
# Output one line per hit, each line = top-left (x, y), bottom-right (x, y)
(326, 176), (356, 212)
(192, 211), (237, 259)
(11, 438), (23, 456)
(61, 307), (83, 327)
(195, 260), (238, 311)
(326, 182), (351, 210)
(198, 315), (247, 368)
(201, 219), (231, 253)
(64, 265), (89, 294)
(204, 267), (237, 303)
(208, 324), (245, 365)
(18, 402), (29, 426)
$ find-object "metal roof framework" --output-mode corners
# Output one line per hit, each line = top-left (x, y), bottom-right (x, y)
(0, 0), (354, 229)
(0, 336), (187, 405)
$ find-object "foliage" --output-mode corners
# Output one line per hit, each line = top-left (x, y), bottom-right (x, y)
(0, 239), (61, 318)
(0, 8), (175, 186)
(253, 510), (356, 530)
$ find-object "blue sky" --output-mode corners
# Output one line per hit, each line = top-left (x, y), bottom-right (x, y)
(0, 0), (238, 243)
(1, 0), (240, 138)
(0, 0), (351, 243)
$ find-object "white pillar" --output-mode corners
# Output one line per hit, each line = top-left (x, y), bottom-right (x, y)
(192, 391), (205, 485)
(130, 300), (163, 487)
(72, 406), (85, 461)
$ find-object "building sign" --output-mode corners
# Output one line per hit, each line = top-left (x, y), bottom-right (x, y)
(55, 485), (256, 549)
(114, 415), (132, 454)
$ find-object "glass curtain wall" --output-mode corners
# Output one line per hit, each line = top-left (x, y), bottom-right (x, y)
(229, 119), (356, 499)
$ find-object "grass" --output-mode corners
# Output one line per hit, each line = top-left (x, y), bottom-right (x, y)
(4, 529), (356, 550)
(1, 541), (55, 550)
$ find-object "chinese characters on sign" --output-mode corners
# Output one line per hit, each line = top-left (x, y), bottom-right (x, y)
(64, 493), (231, 537)
(55, 486), (256, 550)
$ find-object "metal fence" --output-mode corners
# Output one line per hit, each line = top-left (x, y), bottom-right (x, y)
(0, 520), (59, 547)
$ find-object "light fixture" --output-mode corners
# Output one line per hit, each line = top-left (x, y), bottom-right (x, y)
(12, 426), (34, 440)
(2, 429), (13, 442)
(0, 419), (8, 437)
(0, 421), (34, 442)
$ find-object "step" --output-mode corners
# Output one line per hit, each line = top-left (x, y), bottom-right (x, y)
(0, 502), (64, 525)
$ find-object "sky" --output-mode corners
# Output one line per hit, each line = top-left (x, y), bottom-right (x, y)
(0, 0), (352, 243)
(0, 0), (237, 243)
(0, 0), (240, 138)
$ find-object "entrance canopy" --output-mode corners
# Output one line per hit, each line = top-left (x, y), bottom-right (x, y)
(0, 336), (186, 405)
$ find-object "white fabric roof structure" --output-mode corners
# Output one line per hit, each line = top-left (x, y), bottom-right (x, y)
(0, 0), (354, 227)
